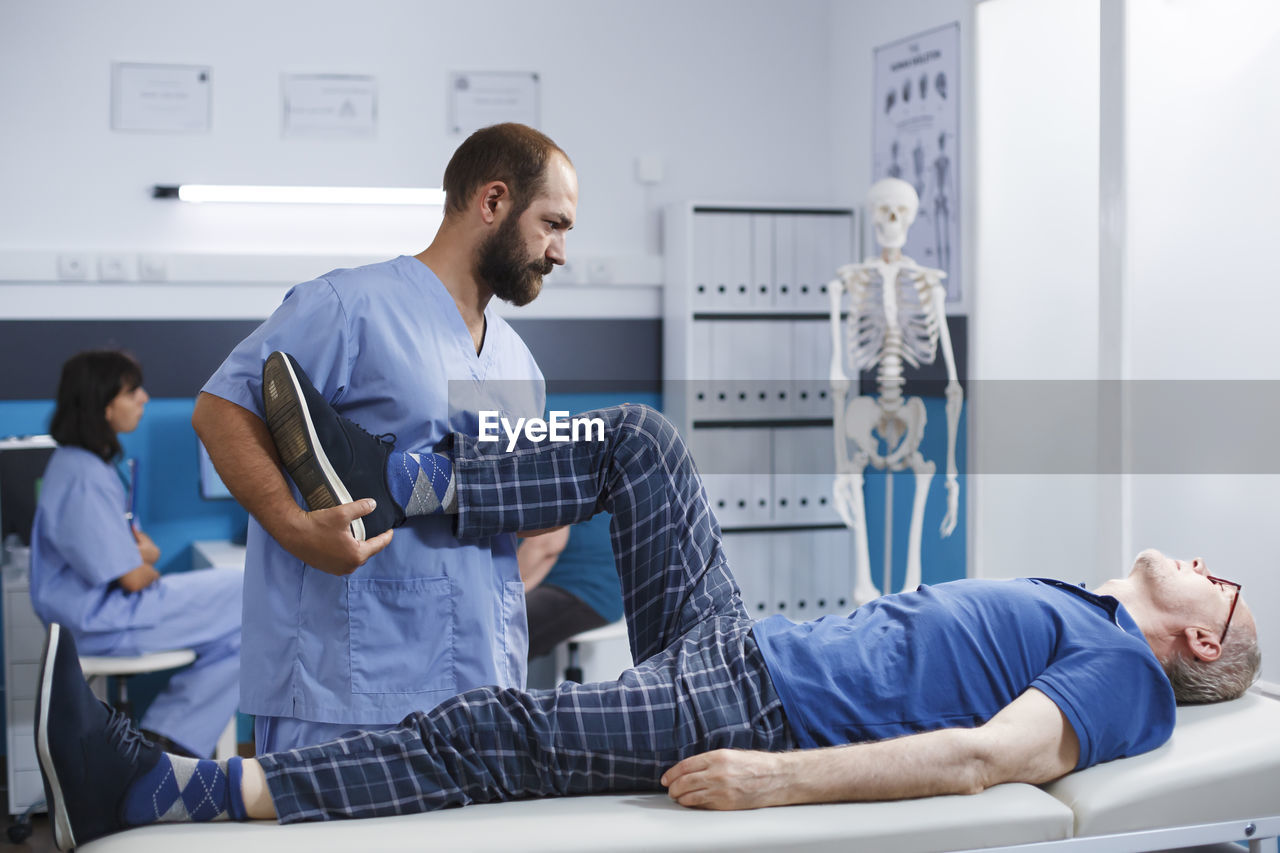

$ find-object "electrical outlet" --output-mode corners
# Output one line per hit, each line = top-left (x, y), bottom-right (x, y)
(56, 253), (90, 281)
(138, 254), (168, 282)
(97, 254), (133, 282)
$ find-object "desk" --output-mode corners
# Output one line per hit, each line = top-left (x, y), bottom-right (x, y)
(191, 539), (247, 571)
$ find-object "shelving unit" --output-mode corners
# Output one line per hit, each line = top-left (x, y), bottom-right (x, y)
(1, 436), (57, 829)
(664, 203), (858, 619)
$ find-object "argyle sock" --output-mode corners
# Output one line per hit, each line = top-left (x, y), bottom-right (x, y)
(387, 450), (456, 516)
(121, 754), (247, 825)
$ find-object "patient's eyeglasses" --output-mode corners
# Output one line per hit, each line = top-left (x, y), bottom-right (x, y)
(1209, 576), (1242, 645)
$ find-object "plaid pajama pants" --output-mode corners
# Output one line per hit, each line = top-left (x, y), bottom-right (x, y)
(259, 404), (796, 823)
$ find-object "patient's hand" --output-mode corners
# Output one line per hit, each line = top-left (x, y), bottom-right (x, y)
(660, 749), (789, 810)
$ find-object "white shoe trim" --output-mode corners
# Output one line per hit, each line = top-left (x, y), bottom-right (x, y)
(36, 623), (77, 851)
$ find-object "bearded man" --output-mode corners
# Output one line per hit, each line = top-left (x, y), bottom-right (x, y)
(192, 123), (577, 753)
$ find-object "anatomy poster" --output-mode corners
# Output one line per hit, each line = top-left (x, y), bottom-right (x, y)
(873, 23), (962, 306)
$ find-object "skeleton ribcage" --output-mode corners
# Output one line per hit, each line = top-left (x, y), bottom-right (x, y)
(845, 268), (941, 373)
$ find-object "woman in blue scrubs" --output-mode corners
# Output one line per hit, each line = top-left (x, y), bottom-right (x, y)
(29, 350), (243, 758)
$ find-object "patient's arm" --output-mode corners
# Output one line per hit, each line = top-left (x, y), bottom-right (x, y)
(661, 687), (1079, 810)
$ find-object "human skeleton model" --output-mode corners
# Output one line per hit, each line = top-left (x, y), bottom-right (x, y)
(828, 178), (962, 605)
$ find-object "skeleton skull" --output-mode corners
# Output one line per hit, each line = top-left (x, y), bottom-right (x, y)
(868, 177), (919, 250)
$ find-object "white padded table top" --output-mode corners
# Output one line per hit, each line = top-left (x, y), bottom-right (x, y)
(1044, 691), (1280, 837)
(81, 783), (1073, 853)
(78, 694), (1280, 853)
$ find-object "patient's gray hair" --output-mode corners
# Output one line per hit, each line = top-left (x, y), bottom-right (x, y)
(1164, 621), (1262, 704)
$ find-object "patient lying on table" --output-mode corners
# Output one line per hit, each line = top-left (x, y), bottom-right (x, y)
(33, 354), (1261, 850)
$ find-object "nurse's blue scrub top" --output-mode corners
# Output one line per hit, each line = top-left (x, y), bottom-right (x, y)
(29, 446), (149, 639)
(202, 256), (545, 724)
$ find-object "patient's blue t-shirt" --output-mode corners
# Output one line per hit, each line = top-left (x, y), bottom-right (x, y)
(751, 578), (1175, 770)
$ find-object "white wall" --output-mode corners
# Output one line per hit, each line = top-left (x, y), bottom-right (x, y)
(0, 0), (838, 263)
(1124, 0), (1280, 685)
(973, 0), (1279, 684)
(827, 0), (976, 260)
(971, 0), (1104, 582)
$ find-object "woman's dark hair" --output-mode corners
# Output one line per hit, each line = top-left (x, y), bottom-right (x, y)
(49, 350), (143, 462)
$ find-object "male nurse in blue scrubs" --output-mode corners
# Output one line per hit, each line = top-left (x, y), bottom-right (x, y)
(192, 123), (578, 753)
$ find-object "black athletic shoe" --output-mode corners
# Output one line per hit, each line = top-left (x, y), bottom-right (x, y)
(261, 350), (405, 540)
(34, 623), (164, 851)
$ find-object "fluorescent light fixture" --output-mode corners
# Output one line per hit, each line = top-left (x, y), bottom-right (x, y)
(152, 184), (446, 205)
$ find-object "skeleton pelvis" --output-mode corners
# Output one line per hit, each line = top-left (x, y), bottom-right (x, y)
(844, 396), (927, 469)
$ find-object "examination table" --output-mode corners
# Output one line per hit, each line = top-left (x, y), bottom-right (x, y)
(81, 690), (1280, 853)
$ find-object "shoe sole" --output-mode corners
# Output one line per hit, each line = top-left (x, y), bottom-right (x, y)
(35, 623), (76, 852)
(262, 353), (366, 541)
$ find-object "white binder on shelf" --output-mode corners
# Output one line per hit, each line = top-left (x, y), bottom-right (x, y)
(720, 214), (753, 311)
(690, 322), (714, 420)
(706, 320), (736, 420)
(692, 213), (717, 312)
(722, 454), (753, 530)
(721, 322), (745, 418)
(702, 474), (736, 527)
(789, 214), (820, 312)
(773, 215), (798, 311)
(723, 532), (770, 617)
(827, 212), (857, 292)
(794, 426), (839, 525)
(750, 214), (774, 310)
(823, 213), (857, 312)
(689, 431), (733, 527)
(701, 213), (731, 310)
(769, 533), (793, 617)
(765, 321), (794, 420)
(787, 531), (816, 620)
(741, 321), (773, 419)
(771, 428), (800, 525)
(787, 319), (806, 420)
(803, 318), (834, 418)
(741, 428), (773, 526)
(814, 528), (855, 614)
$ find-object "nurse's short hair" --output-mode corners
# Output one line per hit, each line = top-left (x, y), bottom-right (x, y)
(1164, 620), (1261, 704)
(49, 349), (143, 462)
(442, 123), (569, 220)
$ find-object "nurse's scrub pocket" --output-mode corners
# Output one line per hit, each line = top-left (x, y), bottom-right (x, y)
(348, 576), (455, 693)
